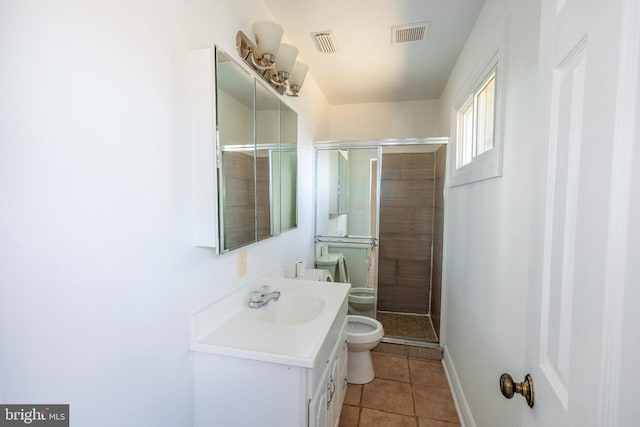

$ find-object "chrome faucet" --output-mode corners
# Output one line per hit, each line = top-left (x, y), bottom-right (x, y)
(248, 289), (281, 308)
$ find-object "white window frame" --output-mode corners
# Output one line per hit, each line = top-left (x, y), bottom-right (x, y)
(449, 45), (505, 187)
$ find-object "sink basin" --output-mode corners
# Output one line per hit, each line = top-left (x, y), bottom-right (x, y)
(191, 277), (350, 367)
(258, 293), (325, 325)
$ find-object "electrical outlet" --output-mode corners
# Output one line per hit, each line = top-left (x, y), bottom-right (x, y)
(237, 250), (247, 277)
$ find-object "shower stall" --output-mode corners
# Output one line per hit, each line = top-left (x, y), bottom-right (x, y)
(314, 140), (447, 344)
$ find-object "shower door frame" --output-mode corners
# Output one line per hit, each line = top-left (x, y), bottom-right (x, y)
(314, 138), (449, 346)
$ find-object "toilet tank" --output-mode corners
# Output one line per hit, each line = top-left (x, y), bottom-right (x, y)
(315, 253), (341, 279)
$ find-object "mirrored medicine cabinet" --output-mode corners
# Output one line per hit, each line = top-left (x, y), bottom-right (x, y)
(215, 47), (298, 253)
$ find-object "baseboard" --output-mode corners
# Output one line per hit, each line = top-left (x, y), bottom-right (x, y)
(442, 346), (476, 427)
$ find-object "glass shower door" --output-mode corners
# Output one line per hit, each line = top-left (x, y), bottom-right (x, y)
(315, 147), (380, 318)
(315, 142), (447, 344)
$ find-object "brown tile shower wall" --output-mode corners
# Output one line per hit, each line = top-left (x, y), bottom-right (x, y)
(430, 146), (446, 338)
(255, 156), (271, 240)
(222, 151), (256, 248)
(378, 152), (435, 314)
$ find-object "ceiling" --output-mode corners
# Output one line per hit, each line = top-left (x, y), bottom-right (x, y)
(263, 0), (486, 105)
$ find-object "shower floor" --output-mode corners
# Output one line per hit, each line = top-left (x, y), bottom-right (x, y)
(376, 311), (438, 342)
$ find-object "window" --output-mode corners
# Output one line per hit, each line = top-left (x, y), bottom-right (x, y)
(450, 45), (503, 187)
(456, 71), (496, 169)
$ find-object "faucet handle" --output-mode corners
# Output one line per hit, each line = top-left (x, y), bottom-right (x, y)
(260, 285), (271, 295)
(250, 290), (262, 303)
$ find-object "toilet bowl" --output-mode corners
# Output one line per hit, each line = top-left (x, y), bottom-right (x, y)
(346, 315), (384, 384)
(348, 287), (375, 316)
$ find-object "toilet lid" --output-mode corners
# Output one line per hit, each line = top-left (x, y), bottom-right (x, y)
(337, 254), (349, 283)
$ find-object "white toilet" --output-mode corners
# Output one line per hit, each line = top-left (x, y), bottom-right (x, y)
(307, 256), (384, 383)
(346, 315), (385, 384)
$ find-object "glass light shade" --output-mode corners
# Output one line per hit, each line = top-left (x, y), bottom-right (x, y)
(252, 21), (283, 56)
(288, 62), (309, 87)
(275, 44), (299, 75)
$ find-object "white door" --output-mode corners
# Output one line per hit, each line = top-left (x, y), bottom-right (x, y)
(521, 0), (640, 425)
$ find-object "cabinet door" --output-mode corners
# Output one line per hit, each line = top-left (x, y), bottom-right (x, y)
(309, 366), (330, 427)
(310, 317), (348, 427)
(336, 338), (348, 412)
(327, 323), (348, 427)
(330, 334), (348, 427)
(328, 356), (340, 427)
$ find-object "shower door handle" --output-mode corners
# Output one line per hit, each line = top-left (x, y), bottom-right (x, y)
(499, 373), (535, 408)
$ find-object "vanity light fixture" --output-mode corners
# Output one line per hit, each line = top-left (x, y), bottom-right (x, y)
(236, 21), (309, 96)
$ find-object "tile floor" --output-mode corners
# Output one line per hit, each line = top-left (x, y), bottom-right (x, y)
(339, 352), (460, 427)
(377, 312), (438, 342)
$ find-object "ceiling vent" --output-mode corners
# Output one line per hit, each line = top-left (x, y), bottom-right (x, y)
(311, 31), (340, 53)
(391, 21), (430, 44)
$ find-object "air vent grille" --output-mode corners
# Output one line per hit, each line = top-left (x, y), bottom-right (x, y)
(311, 31), (339, 53)
(391, 21), (430, 44)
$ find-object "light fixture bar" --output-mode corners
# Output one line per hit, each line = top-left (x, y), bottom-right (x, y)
(236, 30), (307, 96)
(236, 31), (285, 95)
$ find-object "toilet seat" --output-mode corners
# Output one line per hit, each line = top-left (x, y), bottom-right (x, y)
(346, 315), (384, 345)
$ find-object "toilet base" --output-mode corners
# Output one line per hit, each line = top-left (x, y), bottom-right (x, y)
(347, 350), (375, 384)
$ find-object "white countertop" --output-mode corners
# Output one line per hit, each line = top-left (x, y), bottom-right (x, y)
(190, 278), (350, 368)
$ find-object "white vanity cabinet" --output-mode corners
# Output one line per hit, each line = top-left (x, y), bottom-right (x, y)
(191, 279), (349, 427)
(309, 321), (348, 427)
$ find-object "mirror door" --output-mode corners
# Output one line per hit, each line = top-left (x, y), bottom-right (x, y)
(216, 49), (256, 252)
(280, 102), (298, 232)
(255, 81), (280, 241)
(315, 147), (380, 317)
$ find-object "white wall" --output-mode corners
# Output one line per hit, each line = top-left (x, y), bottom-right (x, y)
(329, 99), (442, 140)
(0, 1), (329, 426)
(438, 0), (541, 426)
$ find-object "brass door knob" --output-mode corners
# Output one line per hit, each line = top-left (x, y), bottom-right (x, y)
(500, 373), (535, 408)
